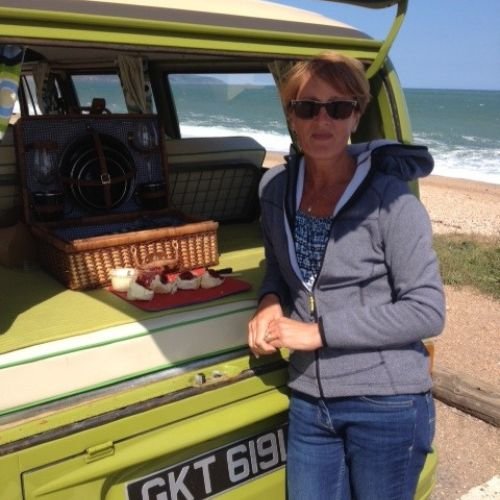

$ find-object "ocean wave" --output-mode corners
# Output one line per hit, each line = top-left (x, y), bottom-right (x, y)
(414, 131), (497, 149)
(180, 124), (292, 153)
(180, 125), (500, 185)
(409, 133), (500, 184)
(431, 148), (500, 184)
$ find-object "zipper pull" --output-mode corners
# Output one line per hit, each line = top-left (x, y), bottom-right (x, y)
(309, 294), (315, 315)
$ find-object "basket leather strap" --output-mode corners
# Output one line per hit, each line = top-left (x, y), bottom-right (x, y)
(90, 128), (113, 209)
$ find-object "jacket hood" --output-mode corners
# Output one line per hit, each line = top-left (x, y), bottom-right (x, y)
(348, 140), (434, 181)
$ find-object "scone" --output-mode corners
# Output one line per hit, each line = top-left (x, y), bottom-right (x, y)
(200, 269), (224, 289)
(127, 280), (154, 301)
(177, 271), (201, 290)
(150, 275), (178, 294)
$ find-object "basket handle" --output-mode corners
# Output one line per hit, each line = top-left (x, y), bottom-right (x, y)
(131, 240), (179, 270)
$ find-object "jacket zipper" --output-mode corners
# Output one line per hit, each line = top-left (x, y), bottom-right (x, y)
(309, 289), (326, 399)
(288, 154), (376, 401)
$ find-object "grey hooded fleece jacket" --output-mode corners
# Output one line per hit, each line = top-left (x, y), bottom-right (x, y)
(258, 141), (445, 398)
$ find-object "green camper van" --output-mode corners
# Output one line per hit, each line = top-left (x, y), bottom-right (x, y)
(0, 1), (437, 498)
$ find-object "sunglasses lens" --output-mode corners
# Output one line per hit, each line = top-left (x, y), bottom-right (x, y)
(292, 101), (317, 119)
(325, 101), (356, 119)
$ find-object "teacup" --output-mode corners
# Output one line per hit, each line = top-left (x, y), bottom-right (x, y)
(109, 268), (138, 291)
(136, 182), (167, 210)
(32, 191), (65, 222)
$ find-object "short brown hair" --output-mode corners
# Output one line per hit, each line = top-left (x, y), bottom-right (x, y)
(280, 52), (371, 115)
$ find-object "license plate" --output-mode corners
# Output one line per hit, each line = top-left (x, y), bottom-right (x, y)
(126, 425), (287, 500)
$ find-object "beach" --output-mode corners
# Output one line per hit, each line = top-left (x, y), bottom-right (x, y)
(419, 176), (500, 238)
(417, 175), (500, 385)
(419, 176), (499, 499)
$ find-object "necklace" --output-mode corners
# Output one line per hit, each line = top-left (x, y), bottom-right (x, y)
(304, 182), (346, 215)
(303, 160), (356, 216)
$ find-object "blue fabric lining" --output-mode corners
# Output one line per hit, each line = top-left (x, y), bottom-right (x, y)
(294, 210), (332, 289)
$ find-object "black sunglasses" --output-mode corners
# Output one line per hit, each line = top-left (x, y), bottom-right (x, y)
(289, 99), (358, 120)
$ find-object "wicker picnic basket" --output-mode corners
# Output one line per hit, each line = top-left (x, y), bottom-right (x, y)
(31, 219), (218, 290)
(15, 114), (220, 290)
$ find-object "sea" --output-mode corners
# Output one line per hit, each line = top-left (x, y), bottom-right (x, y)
(79, 80), (500, 185)
(176, 87), (500, 185)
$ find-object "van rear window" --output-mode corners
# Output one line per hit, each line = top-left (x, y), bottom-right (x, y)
(168, 73), (289, 152)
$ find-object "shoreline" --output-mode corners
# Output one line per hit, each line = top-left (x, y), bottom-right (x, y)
(264, 151), (500, 238)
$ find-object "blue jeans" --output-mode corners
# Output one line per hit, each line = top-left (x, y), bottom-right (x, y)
(286, 391), (435, 500)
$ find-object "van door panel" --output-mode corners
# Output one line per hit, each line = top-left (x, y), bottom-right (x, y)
(22, 390), (289, 499)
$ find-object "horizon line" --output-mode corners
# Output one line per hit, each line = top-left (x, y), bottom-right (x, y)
(403, 86), (500, 92)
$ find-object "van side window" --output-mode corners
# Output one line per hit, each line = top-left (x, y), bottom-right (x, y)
(168, 73), (288, 150)
(71, 74), (128, 113)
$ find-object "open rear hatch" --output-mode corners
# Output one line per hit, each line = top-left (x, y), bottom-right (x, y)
(0, 0), (407, 76)
(324, 0), (408, 77)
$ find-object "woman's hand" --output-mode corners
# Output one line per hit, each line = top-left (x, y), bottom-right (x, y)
(248, 294), (284, 357)
(248, 294), (324, 357)
(265, 317), (323, 352)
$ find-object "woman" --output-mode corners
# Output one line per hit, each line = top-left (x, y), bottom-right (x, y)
(248, 53), (445, 499)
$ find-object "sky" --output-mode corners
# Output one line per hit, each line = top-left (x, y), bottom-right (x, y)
(272, 0), (500, 91)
